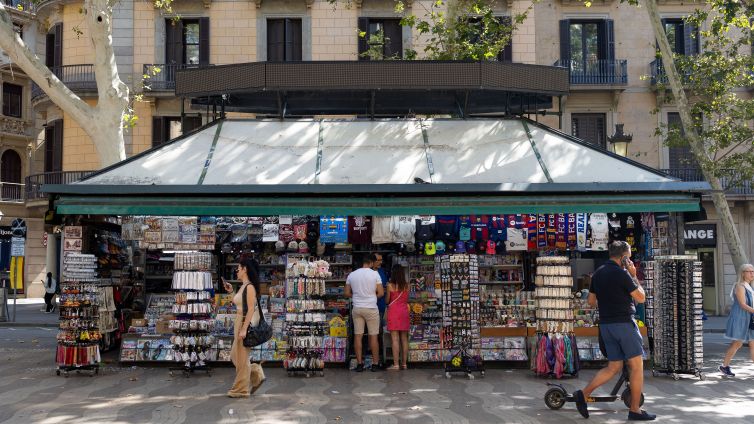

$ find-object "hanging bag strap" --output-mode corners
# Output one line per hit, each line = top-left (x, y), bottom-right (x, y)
(241, 284), (261, 324)
(387, 289), (404, 308)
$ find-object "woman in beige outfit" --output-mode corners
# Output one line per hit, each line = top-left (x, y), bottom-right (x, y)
(223, 257), (266, 398)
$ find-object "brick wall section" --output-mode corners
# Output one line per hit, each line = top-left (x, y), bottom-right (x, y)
(62, 4), (95, 65)
(130, 100), (153, 155)
(62, 99), (100, 171)
(311, 0), (357, 60)
(209, 1), (257, 64)
(133, 1), (156, 77)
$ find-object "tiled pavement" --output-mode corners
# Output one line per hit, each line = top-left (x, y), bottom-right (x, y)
(0, 326), (753, 424)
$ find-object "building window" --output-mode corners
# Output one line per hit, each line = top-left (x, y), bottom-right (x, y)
(667, 112), (701, 170)
(267, 18), (302, 62)
(662, 19), (698, 56)
(571, 113), (606, 148)
(45, 23), (62, 71)
(166, 18), (210, 67)
(560, 19), (614, 72)
(44, 120), (63, 173)
(357, 18), (403, 60)
(152, 116), (203, 147)
(0, 149), (22, 201)
(2, 83), (22, 118)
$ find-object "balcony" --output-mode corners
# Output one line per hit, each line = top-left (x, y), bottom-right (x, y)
(143, 64), (214, 93)
(4, 0), (35, 13)
(661, 168), (753, 196)
(31, 64), (97, 102)
(650, 59), (694, 87)
(554, 59), (628, 86)
(24, 170), (95, 201)
(0, 182), (23, 203)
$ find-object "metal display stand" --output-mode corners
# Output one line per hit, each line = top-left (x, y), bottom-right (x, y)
(649, 256), (705, 381)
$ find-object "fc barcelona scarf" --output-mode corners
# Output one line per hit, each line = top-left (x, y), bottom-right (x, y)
(567, 213), (577, 249)
(527, 214), (538, 251)
(555, 213), (567, 249)
(537, 214), (547, 248)
(547, 214), (557, 248)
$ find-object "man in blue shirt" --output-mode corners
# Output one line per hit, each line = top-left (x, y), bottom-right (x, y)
(372, 253), (389, 366)
(573, 241), (655, 421)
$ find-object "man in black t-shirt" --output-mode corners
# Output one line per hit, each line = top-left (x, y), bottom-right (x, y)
(573, 241), (655, 421)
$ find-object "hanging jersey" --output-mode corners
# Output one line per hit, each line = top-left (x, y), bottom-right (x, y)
(392, 215), (417, 244)
(415, 216), (436, 241)
(470, 215), (490, 241)
(458, 215), (472, 241)
(488, 215), (506, 242)
(372, 216), (394, 244)
(348, 216), (372, 245)
(435, 215), (458, 240)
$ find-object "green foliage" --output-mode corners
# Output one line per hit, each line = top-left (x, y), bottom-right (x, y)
(334, 0), (530, 61)
(659, 1), (754, 184)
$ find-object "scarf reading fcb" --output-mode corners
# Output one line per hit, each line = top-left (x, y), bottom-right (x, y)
(567, 213), (577, 249)
(555, 213), (567, 249)
(537, 214), (547, 248)
(547, 214), (557, 248)
(527, 214), (538, 250)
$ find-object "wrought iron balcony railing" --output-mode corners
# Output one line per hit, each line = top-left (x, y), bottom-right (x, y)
(660, 168), (753, 195)
(24, 170), (95, 201)
(0, 182), (24, 203)
(143, 64), (213, 92)
(31, 64), (97, 101)
(554, 59), (628, 85)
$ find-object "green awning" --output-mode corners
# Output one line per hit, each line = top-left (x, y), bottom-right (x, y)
(54, 193), (699, 216)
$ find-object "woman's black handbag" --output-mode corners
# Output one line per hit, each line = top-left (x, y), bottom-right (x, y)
(241, 285), (273, 348)
(749, 313), (754, 330)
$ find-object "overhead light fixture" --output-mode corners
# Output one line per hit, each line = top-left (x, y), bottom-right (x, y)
(608, 123), (633, 157)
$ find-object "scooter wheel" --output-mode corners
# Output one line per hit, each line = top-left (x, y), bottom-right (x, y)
(544, 388), (567, 410)
(621, 388), (645, 408)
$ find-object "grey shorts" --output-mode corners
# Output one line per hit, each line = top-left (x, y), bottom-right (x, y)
(600, 321), (644, 361)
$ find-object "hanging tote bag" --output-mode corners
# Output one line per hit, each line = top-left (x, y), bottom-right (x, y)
(241, 285), (273, 348)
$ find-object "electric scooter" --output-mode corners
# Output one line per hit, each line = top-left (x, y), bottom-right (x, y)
(544, 363), (645, 410)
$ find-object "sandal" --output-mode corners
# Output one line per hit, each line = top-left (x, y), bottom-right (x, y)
(400, 364), (407, 370)
(387, 365), (400, 370)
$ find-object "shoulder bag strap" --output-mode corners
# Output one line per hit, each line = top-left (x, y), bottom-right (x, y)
(387, 289), (403, 308)
(242, 284), (262, 324)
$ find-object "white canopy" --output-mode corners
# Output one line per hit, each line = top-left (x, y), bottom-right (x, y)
(82, 118), (673, 186)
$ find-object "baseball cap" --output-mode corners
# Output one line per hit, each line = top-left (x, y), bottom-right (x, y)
(275, 240), (286, 252)
(298, 240), (309, 253)
(455, 240), (466, 253)
(424, 241), (436, 256)
(287, 241), (299, 252)
(466, 240), (476, 254)
(435, 240), (446, 254)
(486, 239), (496, 255)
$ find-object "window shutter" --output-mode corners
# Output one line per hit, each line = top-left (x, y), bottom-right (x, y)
(683, 22), (699, 55)
(44, 126), (54, 173)
(559, 19), (570, 64)
(288, 19), (302, 61)
(498, 16), (513, 62)
(199, 17), (210, 66)
(152, 117), (165, 147)
(604, 19), (614, 62)
(357, 17), (369, 61)
(166, 19), (184, 65)
(383, 19), (403, 59)
(53, 23), (62, 68)
(45, 32), (55, 68)
(53, 120), (63, 172)
(267, 19), (284, 61)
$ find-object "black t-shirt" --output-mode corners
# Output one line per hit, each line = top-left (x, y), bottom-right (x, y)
(589, 261), (638, 324)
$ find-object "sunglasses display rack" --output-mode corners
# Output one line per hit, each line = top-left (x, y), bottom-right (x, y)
(168, 250), (215, 378)
(284, 257), (327, 377)
(56, 253), (102, 377)
(649, 256), (705, 381)
(438, 254), (484, 379)
(532, 256), (579, 379)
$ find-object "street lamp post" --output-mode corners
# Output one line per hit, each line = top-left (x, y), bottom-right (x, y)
(608, 124), (633, 157)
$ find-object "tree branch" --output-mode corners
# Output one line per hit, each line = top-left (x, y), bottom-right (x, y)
(0, 5), (94, 125)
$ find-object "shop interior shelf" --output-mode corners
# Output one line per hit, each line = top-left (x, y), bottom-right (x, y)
(480, 327), (529, 337)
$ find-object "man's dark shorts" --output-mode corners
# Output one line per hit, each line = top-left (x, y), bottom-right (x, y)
(599, 320), (644, 361)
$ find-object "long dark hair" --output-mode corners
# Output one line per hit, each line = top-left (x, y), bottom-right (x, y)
(391, 264), (408, 292)
(239, 257), (261, 296)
